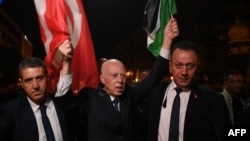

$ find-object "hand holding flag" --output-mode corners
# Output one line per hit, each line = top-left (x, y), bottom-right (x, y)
(58, 40), (74, 62)
(164, 16), (179, 38)
(144, 0), (177, 56)
(57, 39), (73, 78)
(34, 0), (99, 94)
(161, 17), (179, 50)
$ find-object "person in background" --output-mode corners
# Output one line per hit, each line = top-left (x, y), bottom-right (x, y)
(140, 69), (150, 82)
(238, 94), (250, 126)
(146, 40), (230, 141)
(194, 71), (209, 88)
(221, 69), (246, 125)
(244, 66), (250, 99)
(0, 40), (73, 141)
(237, 67), (250, 126)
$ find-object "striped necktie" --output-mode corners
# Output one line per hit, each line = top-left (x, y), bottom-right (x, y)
(112, 98), (119, 113)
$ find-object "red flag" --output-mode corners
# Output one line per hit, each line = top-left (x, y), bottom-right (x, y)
(34, 0), (99, 94)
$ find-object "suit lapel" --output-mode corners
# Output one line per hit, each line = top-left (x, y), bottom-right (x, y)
(150, 83), (169, 136)
(119, 92), (129, 130)
(183, 84), (201, 141)
(153, 85), (168, 117)
(98, 90), (122, 117)
(98, 90), (124, 129)
(53, 98), (68, 141)
(19, 96), (39, 140)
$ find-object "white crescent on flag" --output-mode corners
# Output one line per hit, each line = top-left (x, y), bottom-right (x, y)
(34, 0), (99, 94)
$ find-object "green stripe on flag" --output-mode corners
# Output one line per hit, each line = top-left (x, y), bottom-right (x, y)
(148, 0), (177, 56)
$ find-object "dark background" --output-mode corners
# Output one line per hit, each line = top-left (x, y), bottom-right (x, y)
(1, 0), (250, 87)
(2, 0), (249, 58)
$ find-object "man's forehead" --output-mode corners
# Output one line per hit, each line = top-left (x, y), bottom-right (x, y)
(102, 60), (125, 72)
(20, 67), (45, 77)
(21, 67), (44, 72)
(107, 66), (126, 73)
(104, 59), (123, 66)
(172, 49), (198, 58)
(171, 58), (198, 64)
(171, 52), (198, 63)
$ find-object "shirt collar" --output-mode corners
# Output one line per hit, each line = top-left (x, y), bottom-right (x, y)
(169, 80), (178, 91)
(27, 96), (53, 112)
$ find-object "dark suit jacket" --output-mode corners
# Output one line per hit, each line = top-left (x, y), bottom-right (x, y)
(146, 82), (230, 141)
(0, 93), (69, 141)
(77, 55), (169, 141)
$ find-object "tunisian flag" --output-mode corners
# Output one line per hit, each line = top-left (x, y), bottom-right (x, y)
(34, 0), (99, 94)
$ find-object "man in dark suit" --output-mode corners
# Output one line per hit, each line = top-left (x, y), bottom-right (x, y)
(221, 69), (246, 125)
(74, 17), (179, 141)
(146, 41), (231, 141)
(0, 40), (73, 141)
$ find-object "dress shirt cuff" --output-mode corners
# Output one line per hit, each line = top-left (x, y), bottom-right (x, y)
(159, 48), (170, 60)
(55, 73), (73, 97)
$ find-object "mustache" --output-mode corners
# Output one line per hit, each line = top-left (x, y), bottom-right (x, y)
(31, 89), (42, 93)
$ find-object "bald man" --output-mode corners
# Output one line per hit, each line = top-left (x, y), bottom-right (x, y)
(74, 18), (179, 141)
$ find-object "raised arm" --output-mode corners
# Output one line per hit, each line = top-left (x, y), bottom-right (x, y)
(58, 39), (74, 76)
(55, 39), (74, 96)
(161, 17), (179, 50)
(132, 18), (179, 102)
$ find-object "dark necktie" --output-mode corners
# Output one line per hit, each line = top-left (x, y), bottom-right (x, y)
(112, 98), (119, 113)
(40, 104), (55, 141)
(169, 87), (182, 141)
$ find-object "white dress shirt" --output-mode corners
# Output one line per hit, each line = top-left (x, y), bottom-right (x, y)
(28, 73), (72, 141)
(110, 96), (120, 111)
(159, 48), (171, 60)
(158, 81), (191, 141)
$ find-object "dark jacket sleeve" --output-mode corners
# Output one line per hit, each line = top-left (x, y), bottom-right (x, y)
(53, 89), (84, 141)
(131, 55), (169, 103)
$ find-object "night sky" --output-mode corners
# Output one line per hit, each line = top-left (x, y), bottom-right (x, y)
(2, 0), (249, 58)
(1, 0), (147, 59)
(1, 0), (250, 85)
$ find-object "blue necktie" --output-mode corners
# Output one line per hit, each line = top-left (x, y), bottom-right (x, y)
(40, 104), (55, 141)
(112, 98), (119, 113)
(169, 87), (182, 141)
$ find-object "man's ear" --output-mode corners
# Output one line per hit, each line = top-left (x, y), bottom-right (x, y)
(18, 78), (23, 88)
(100, 74), (105, 84)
